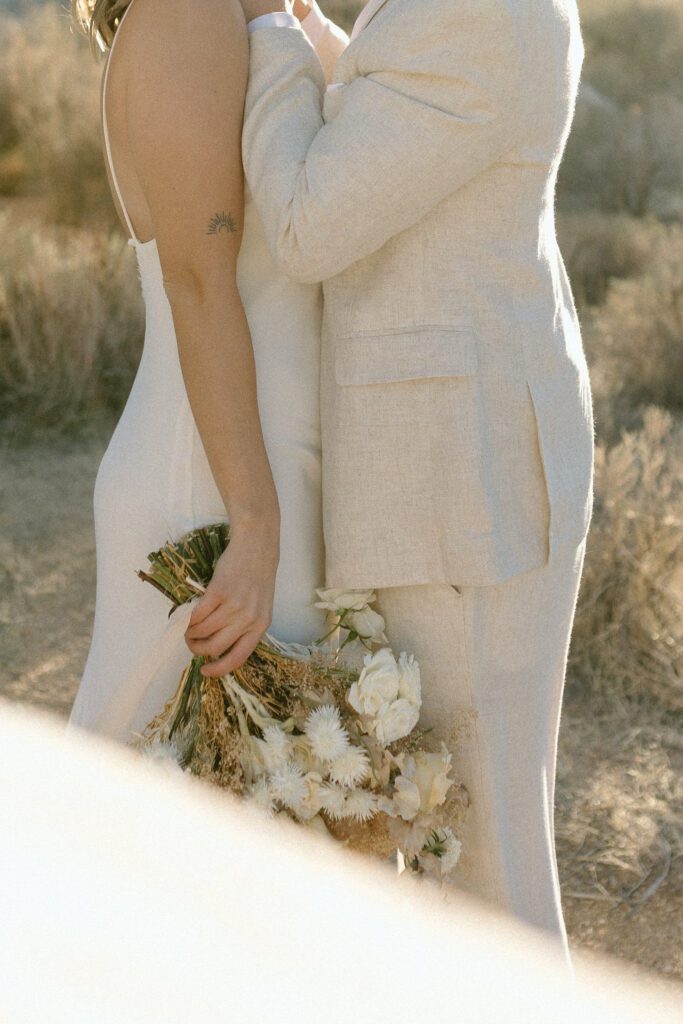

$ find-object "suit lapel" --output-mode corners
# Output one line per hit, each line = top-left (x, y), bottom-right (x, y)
(350, 0), (392, 41)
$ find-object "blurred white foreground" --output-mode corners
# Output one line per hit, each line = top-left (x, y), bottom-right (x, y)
(0, 701), (680, 1024)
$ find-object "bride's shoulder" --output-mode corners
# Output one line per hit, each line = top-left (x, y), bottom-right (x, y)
(123, 0), (248, 149)
(126, 0), (247, 70)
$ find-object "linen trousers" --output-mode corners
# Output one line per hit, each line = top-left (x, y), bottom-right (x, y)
(374, 536), (587, 963)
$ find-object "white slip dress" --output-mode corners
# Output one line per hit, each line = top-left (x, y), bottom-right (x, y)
(68, 4), (326, 744)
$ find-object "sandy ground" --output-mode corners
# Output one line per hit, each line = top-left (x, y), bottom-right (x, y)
(1, 437), (681, 994)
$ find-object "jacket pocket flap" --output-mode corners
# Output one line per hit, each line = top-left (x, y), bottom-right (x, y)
(335, 328), (478, 386)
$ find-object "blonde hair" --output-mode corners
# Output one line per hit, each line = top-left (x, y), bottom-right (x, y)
(71, 0), (132, 51)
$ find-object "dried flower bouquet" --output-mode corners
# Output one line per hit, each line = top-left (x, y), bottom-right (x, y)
(133, 524), (469, 879)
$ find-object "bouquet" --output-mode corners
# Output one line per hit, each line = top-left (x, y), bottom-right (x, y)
(133, 524), (469, 879)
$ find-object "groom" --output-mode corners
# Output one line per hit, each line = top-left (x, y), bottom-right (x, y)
(239, 0), (594, 956)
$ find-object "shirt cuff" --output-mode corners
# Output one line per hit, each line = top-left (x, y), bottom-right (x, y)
(247, 11), (299, 33)
(300, 0), (329, 47)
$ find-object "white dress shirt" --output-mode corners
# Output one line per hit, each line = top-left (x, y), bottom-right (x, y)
(247, 0), (329, 42)
(247, 10), (299, 33)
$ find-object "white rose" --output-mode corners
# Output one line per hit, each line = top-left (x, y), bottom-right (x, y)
(405, 746), (453, 813)
(397, 651), (421, 708)
(391, 774), (422, 821)
(347, 648), (400, 717)
(315, 588), (376, 613)
(347, 605), (388, 644)
(374, 697), (420, 746)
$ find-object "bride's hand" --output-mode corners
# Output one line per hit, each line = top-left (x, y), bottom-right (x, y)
(184, 517), (280, 677)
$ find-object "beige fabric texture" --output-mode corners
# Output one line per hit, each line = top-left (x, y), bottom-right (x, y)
(374, 535), (588, 962)
(244, 0), (595, 589)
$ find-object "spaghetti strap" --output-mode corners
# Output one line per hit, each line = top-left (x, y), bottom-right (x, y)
(102, 0), (138, 243)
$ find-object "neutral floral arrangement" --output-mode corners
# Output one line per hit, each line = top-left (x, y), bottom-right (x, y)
(133, 523), (469, 879)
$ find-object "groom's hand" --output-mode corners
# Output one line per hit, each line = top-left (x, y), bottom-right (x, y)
(239, 0), (290, 24)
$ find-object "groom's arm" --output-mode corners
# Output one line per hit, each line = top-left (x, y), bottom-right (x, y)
(247, 0), (348, 82)
(243, 0), (528, 283)
(296, 0), (349, 82)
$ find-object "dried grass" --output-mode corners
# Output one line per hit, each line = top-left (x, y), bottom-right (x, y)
(570, 407), (683, 711)
(584, 224), (683, 437)
(557, 698), (682, 907)
(0, 6), (111, 225)
(0, 214), (143, 439)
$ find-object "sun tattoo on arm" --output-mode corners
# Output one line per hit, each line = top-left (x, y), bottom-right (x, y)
(207, 212), (238, 235)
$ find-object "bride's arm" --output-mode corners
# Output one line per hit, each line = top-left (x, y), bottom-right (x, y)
(128, 0), (280, 676)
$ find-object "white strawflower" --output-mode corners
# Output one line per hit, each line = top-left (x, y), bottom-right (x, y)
(347, 648), (400, 717)
(344, 788), (378, 823)
(397, 651), (421, 708)
(346, 605), (388, 644)
(319, 783), (348, 821)
(315, 588), (376, 613)
(304, 705), (350, 762)
(328, 745), (371, 787)
(269, 761), (308, 811)
(263, 724), (291, 759)
(255, 725), (292, 773)
(374, 697), (420, 746)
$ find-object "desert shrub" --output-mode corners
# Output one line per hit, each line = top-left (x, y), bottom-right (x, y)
(0, 215), (144, 438)
(0, 22), (20, 155)
(580, 0), (683, 105)
(558, 0), (683, 214)
(559, 91), (683, 216)
(570, 406), (683, 711)
(583, 223), (683, 436)
(0, 6), (111, 224)
(319, 0), (362, 32)
(557, 211), (650, 308)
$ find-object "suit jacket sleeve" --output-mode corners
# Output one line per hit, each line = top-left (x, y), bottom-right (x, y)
(243, 0), (527, 283)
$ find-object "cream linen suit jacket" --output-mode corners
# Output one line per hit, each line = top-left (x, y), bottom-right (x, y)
(243, 0), (595, 590)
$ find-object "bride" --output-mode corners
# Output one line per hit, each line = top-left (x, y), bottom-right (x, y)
(68, 0), (347, 743)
